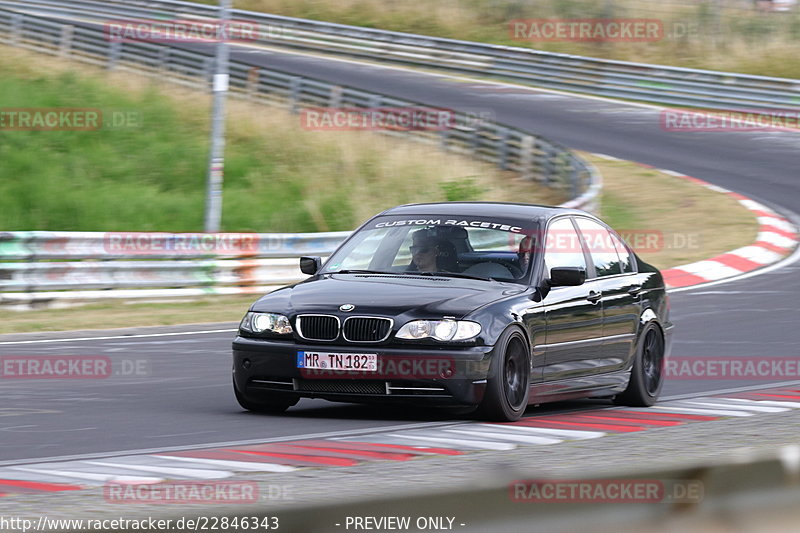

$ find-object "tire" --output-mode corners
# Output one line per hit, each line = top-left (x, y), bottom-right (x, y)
(477, 327), (530, 421)
(614, 323), (665, 407)
(233, 378), (298, 414)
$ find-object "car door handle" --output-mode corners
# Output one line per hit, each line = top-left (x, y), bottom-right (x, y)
(586, 291), (602, 303)
(628, 284), (643, 296)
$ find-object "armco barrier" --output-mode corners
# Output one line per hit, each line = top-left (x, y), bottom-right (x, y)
(4, 0), (799, 113)
(0, 231), (348, 303)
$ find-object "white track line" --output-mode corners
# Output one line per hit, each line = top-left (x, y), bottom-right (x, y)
(728, 399), (800, 409)
(8, 466), (161, 484)
(482, 425), (605, 439)
(441, 428), (561, 445)
(674, 400), (789, 413)
(661, 380), (800, 401)
(0, 329), (237, 345)
(650, 405), (753, 417)
(152, 455), (296, 473)
(0, 420), (464, 467)
(84, 461), (231, 479)
(383, 434), (516, 451)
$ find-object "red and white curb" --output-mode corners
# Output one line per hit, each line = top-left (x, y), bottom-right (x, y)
(2, 387), (800, 497)
(593, 154), (799, 290)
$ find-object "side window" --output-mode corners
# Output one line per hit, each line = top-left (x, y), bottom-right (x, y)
(575, 218), (623, 277)
(544, 218), (587, 276)
(609, 231), (635, 273)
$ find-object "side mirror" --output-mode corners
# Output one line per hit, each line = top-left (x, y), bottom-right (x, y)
(299, 256), (322, 275)
(548, 266), (586, 287)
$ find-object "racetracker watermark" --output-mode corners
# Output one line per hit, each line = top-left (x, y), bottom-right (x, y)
(509, 19), (664, 42)
(300, 107), (456, 131)
(0, 356), (150, 379)
(510, 479), (704, 503)
(666, 357), (800, 380)
(0, 516), (279, 532)
(516, 229), (700, 254)
(0, 108), (142, 131)
(661, 108), (800, 132)
(104, 19), (281, 43)
(103, 232), (262, 255)
(104, 481), (258, 504)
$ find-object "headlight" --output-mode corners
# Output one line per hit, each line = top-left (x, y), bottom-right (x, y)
(396, 319), (481, 341)
(240, 312), (293, 335)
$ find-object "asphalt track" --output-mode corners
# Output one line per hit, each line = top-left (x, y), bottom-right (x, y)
(1, 13), (799, 464)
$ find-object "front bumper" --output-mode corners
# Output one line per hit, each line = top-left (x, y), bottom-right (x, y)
(232, 336), (496, 406)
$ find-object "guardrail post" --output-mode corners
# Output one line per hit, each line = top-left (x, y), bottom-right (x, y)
(107, 41), (121, 70)
(569, 163), (580, 200)
(497, 128), (510, 171)
(59, 25), (74, 58)
(10, 13), (22, 45)
(328, 85), (342, 108)
(469, 126), (480, 153)
(542, 143), (556, 185)
(158, 47), (170, 76)
(554, 152), (571, 191)
(519, 135), (535, 181)
(200, 57), (215, 91)
(439, 128), (451, 151)
(289, 76), (302, 113)
(246, 67), (260, 100)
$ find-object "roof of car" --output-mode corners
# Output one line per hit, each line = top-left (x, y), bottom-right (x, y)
(378, 202), (588, 220)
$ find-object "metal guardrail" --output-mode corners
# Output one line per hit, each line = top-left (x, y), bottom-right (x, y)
(0, 231), (349, 302)
(5, 0), (799, 113)
(0, 7), (601, 303)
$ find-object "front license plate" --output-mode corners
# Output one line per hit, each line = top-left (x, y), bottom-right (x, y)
(297, 351), (378, 372)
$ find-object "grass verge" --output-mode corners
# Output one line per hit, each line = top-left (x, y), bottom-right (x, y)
(0, 46), (561, 233)
(0, 295), (252, 334)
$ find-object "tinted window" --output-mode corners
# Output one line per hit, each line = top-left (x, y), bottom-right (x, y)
(544, 218), (587, 275)
(575, 218), (623, 277)
(609, 231), (635, 273)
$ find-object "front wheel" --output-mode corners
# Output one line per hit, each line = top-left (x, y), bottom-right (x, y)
(233, 378), (298, 414)
(477, 327), (530, 422)
(614, 323), (664, 407)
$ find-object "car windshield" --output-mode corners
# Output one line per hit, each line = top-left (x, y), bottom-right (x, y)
(320, 214), (538, 283)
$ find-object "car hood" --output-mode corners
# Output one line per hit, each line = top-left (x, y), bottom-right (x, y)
(251, 273), (525, 319)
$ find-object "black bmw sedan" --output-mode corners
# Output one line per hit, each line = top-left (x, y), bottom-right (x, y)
(232, 202), (673, 421)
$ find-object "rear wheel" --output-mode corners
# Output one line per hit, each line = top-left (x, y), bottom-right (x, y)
(614, 323), (664, 406)
(477, 327), (530, 421)
(233, 378), (298, 414)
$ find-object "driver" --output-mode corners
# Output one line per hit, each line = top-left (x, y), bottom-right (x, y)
(517, 235), (535, 276)
(408, 229), (457, 272)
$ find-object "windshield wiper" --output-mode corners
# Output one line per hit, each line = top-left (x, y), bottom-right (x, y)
(413, 271), (493, 281)
(332, 269), (497, 281)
